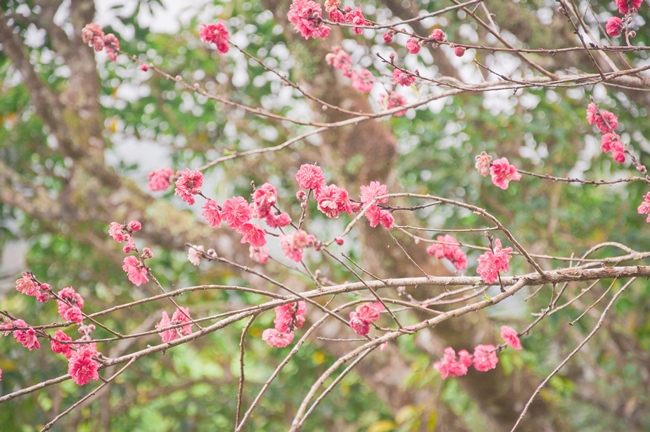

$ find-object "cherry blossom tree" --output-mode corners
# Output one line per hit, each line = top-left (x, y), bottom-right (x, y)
(2, 0), (650, 430)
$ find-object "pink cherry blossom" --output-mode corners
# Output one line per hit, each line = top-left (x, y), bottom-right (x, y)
(349, 312), (370, 335)
(586, 103), (618, 133)
(280, 230), (315, 262)
(361, 182), (392, 229)
(601, 133), (626, 163)
(474, 151), (492, 177)
(51, 330), (74, 358)
(433, 347), (472, 379)
(405, 38), (420, 54)
(476, 239), (513, 284)
(637, 193), (650, 222)
(16, 272), (39, 296)
(171, 307), (194, 336)
(360, 181), (389, 205)
(606, 17), (624, 36)
(345, 7), (368, 35)
(454, 46), (466, 57)
(325, 47), (353, 77)
(349, 302), (384, 335)
(221, 196), (253, 228)
(379, 210), (395, 229)
(198, 22), (230, 54)
(68, 343), (100, 386)
(201, 199), (222, 227)
(81, 23), (105, 51)
(356, 302), (384, 323)
(426, 235), (468, 271)
(0, 369), (3, 381)
(127, 220), (141, 232)
(274, 301), (307, 333)
(108, 222), (127, 243)
(431, 29), (446, 42)
(12, 319), (40, 350)
(64, 307), (84, 323)
(392, 69), (416, 87)
(288, 0), (331, 40)
(490, 157), (522, 190)
(262, 328), (295, 348)
(57, 287), (85, 321)
(324, 0), (340, 13)
(174, 169), (203, 205)
(156, 308), (194, 343)
(329, 9), (345, 23)
(155, 311), (175, 343)
(382, 91), (408, 116)
(279, 238), (304, 262)
(122, 237), (136, 253)
(315, 184), (352, 218)
(188, 245), (204, 266)
(383, 32), (393, 43)
(141, 247), (154, 260)
(236, 223), (267, 247)
(249, 246), (270, 264)
(102, 33), (119, 61)
(251, 183), (277, 219)
(365, 206), (395, 229)
(616, 0), (642, 14)
(597, 111), (618, 133)
(147, 167), (174, 192)
(295, 164), (326, 191)
(351, 69), (375, 93)
(36, 291), (52, 303)
(472, 344), (499, 372)
(122, 256), (149, 286)
(265, 212), (292, 228)
(500, 326), (522, 350)
(222, 196), (253, 228)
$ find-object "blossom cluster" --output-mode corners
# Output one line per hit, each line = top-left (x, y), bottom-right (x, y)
(262, 301), (307, 347)
(15, 271), (51, 303)
(108, 219), (154, 286)
(474, 152), (522, 190)
(68, 342), (100, 386)
(606, 1), (643, 37)
(156, 307), (194, 343)
(108, 220), (142, 253)
(15, 272), (87, 324)
(426, 235), (468, 271)
(434, 326), (522, 379)
(349, 302), (384, 336)
(280, 230), (316, 262)
(637, 193), (650, 222)
(326, 47), (375, 93)
(159, 164), (396, 266)
(324, 1), (370, 35)
(288, 0), (331, 40)
(198, 22), (230, 54)
(8, 272), (102, 386)
(81, 23), (120, 61)
(147, 167), (175, 192)
(476, 239), (514, 284)
(1, 318), (40, 351)
(586, 102), (625, 164)
(57, 287), (85, 323)
(381, 91), (408, 116)
(295, 164), (394, 229)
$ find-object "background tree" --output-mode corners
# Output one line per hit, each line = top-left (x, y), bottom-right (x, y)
(1, 0), (650, 431)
